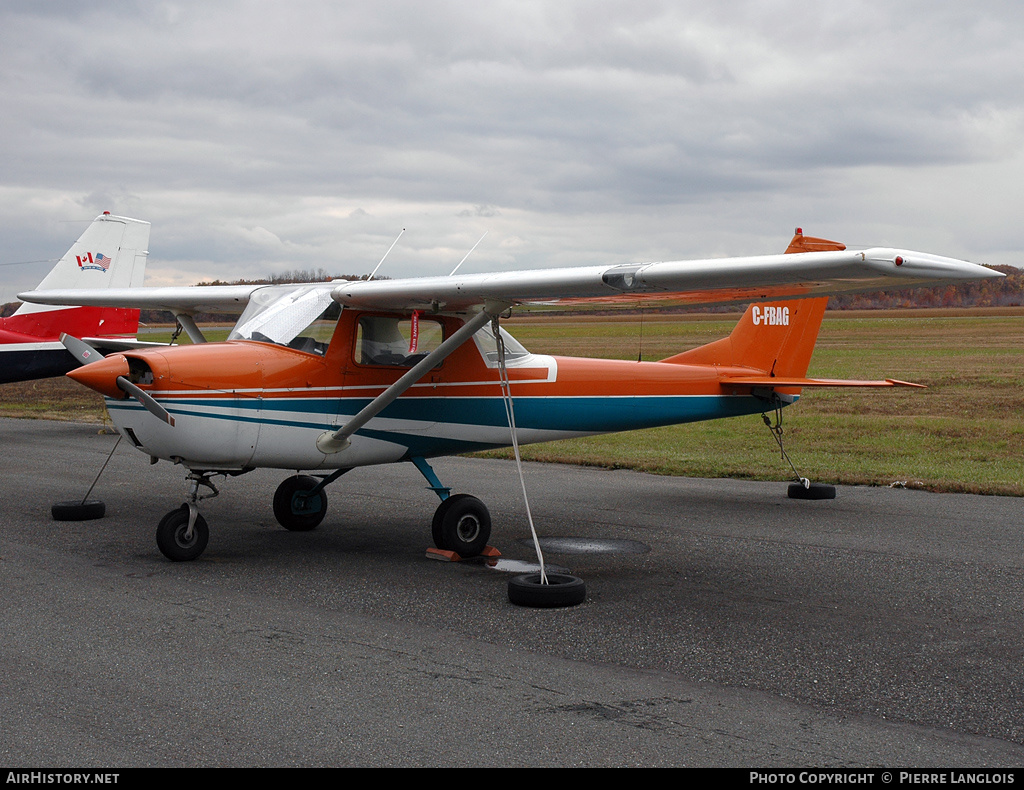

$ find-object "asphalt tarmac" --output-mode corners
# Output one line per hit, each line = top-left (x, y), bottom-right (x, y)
(1, 416), (1023, 768)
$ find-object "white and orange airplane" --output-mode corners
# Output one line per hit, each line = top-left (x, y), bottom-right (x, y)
(20, 228), (999, 600)
(1, 212), (149, 383)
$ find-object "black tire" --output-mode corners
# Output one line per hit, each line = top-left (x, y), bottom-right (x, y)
(788, 482), (837, 500)
(436, 494), (490, 557)
(431, 498), (450, 549)
(430, 493), (468, 550)
(156, 506), (209, 562)
(508, 572), (586, 608)
(51, 500), (106, 521)
(273, 475), (327, 531)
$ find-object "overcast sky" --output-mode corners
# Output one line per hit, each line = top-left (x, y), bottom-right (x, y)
(2, 0), (1022, 301)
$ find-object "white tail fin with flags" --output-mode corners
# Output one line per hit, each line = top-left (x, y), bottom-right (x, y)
(0, 212), (150, 383)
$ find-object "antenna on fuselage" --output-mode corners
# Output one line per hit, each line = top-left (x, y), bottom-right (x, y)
(367, 228), (405, 281)
(449, 231), (488, 276)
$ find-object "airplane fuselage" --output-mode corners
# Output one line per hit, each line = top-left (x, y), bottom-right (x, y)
(75, 310), (785, 472)
(0, 306), (140, 384)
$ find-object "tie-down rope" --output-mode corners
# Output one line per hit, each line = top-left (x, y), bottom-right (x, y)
(761, 396), (810, 489)
(492, 315), (548, 584)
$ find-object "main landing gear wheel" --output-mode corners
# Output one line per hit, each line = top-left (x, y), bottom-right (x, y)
(788, 482), (837, 500)
(508, 572), (587, 608)
(431, 494), (491, 557)
(51, 500), (106, 521)
(273, 475), (328, 531)
(156, 506), (209, 562)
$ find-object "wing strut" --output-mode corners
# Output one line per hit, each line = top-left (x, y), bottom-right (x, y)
(173, 313), (207, 344)
(315, 303), (508, 454)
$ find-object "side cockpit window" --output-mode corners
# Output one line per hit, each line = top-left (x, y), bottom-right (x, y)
(356, 315), (444, 367)
(472, 324), (530, 367)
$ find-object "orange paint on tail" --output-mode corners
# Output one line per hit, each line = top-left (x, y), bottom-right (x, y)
(661, 230), (846, 379)
(782, 229), (847, 255)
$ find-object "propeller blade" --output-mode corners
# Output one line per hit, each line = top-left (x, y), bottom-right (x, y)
(60, 333), (103, 366)
(116, 376), (176, 427)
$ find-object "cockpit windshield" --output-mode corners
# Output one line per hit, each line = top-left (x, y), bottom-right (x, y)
(228, 284), (341, 356)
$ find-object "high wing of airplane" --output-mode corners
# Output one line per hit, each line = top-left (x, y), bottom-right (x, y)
(20, 228), (1001, 604)
(0, 212), (150, 384)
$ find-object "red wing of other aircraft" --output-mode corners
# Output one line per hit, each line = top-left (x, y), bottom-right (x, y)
(0, 212), (150, 384)
(20, 229), (1002, 580)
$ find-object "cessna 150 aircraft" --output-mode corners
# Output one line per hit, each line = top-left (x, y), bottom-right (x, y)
(20, 228), (1000, 593)
(0, 212), (149, 383)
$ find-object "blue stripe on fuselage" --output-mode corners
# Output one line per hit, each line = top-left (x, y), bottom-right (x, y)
(108, 393), (778, 435)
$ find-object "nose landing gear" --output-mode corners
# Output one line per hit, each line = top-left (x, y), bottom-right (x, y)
(155, 471), (221, 562)
(156, 505), (209, 562)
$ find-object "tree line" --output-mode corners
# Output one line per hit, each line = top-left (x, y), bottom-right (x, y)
(825, 264), (1023, 310)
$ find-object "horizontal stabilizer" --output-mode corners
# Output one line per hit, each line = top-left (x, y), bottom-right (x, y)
(17, 284), (262, 315)
(82, 337), (179, 352)
(720, 376), (925, 389)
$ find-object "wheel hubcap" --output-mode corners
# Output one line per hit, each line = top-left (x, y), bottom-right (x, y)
(456, 514), (480, 543)
(292, 492), (321, 515)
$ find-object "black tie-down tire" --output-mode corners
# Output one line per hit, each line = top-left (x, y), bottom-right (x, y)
(432, 494), (491, 557)
(273, 475), (327, 531)
(508, 572), (586, 608)
(156, 506), (209, 562)
(51, 500), (106, 521)
(788, 482), (836, 500)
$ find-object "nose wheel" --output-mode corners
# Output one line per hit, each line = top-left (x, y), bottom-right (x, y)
(156, 505), (210, 562)
(155, 471), (221, 562)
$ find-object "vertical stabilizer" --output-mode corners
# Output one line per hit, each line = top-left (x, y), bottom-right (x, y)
(661, 230), (844, 378)
(7, 213), (149, 338)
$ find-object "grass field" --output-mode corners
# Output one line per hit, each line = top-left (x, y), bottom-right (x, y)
(484, 309), (1024, 495)
(2, 309), (1022, 495)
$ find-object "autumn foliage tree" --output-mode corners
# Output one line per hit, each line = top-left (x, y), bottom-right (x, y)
(826, 265), (1022, 310)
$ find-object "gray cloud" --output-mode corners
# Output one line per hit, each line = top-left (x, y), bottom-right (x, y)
(1, 0), (1021, 300)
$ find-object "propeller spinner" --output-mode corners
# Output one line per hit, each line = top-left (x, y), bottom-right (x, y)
(61, 334), (176, 427)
